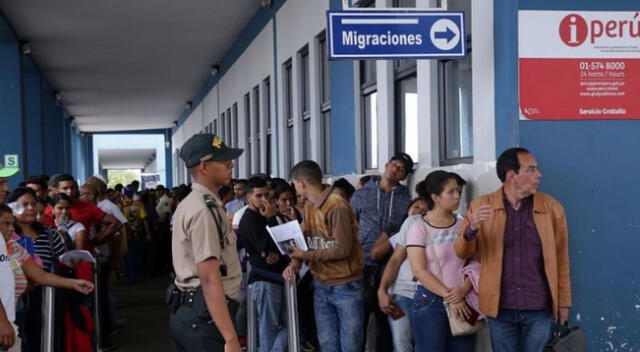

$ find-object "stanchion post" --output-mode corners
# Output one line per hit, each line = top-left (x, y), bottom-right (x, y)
(246, 263), (257, 352)
(285, 278), (300, 352)
(41, 286), (55, 352)
(94, 262), (103, 352)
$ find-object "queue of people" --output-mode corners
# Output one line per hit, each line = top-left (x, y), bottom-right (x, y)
(166, 133), (572, 352)
(0, 132), (573, 352)
(0, 165), (188, 351)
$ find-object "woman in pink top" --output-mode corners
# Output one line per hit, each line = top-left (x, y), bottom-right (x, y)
(405, 170), (475, 352)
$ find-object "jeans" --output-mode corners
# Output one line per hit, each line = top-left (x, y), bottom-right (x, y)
(363, 265), (392, 352)
(247, 281), (288, 352)
(410, 286), (473, 352)
(487, 309), (554, 352)
(314, 280), (364, 352)
(388, 294), (414, 352)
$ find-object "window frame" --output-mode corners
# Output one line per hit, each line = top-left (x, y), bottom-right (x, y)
(244, 92), (252, 176)
(318, 31), (332, 175)
(263, 76), (272, 175)
(283, 59), (294, 177)
(438, 36), (473, 166)
(360, 59), (378, 171)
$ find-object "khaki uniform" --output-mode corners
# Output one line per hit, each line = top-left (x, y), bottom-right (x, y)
(172, 183), (241, 300)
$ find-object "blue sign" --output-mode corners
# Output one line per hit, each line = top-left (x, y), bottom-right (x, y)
(327, 10), (465, 60)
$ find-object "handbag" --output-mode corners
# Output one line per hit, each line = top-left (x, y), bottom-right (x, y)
(425, 227), (486, 336)
(544, 323), (587, 351)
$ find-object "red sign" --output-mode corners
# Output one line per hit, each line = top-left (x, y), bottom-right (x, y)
(518, 11), (640, 120)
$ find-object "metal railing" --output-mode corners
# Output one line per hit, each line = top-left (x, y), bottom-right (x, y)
(94, 262), (103, 352)
(246, 267), (300, 352)
(41, 287), (55, 352)
(284, 277), (300, 352)
(41, 261), (102, 352)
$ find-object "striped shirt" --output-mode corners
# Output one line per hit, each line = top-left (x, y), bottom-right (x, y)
(6, 239), (30, 300)
(33, 227), (65, 272)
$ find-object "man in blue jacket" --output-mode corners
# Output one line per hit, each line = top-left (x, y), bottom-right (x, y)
(350, 153), (413, 352)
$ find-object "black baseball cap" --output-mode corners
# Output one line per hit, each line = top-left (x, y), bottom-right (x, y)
(390, 153), (415, 175)
(180, 133), (243, 168)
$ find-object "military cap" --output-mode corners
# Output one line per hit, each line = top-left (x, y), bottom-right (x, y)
(180, 133), (243, 168)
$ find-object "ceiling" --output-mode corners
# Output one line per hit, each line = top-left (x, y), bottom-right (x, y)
(0, 0), (260, 132)
(99, 148), (156, 169)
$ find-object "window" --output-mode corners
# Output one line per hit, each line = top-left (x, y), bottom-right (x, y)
(253, 85), (261, 172)
(302, 118), (311, 160)
(361, 60), (377, 170)
(264, 77), (272, 175)
(396, 73), (418, 162)
(244, 93), (251, 176)
(298, 47), (312, 161)
(213, 118), (218, 136)
(284, 59), (294, 176)
(300, 47), (311, 116)
(391, 0), (418, 163)
(318, 32), (332, 174)
(226, 108), (231, 145)
(439, 0), (473, 165)
(233, 103), (239, 147)
(233, 103), (239, 178)
(220, 112), (226, 141)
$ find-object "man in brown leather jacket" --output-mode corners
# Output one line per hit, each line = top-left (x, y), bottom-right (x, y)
(455, 148), (571, 352)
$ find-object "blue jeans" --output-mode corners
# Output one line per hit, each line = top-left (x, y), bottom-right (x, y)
(487, 309), (554, 352)
(247, 281), (288, 352)
(313, 280), (364, 352)
(388, 294), (414, 352)
(410, 286), (473, 352)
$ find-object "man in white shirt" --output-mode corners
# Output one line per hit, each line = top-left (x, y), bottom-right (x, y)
(86, 175), (129, 346)
(155, 185), (172, 222)
(225, 179), (247, 214)
(0, 235), (16, 351)
(0, 163), (20, 351)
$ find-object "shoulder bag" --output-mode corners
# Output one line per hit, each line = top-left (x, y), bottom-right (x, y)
(425, 225), (486, 336)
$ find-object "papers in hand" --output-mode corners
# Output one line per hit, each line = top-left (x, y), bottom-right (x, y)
(266, 220), (308, 255)
(60, 250), (96, 265)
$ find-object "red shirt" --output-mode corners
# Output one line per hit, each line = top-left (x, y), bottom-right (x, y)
(43, 199), (106, 230)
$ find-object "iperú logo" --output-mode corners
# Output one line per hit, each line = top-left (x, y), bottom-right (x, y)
(559, 14), (588, 46)
(559, 12), (640, 47)
(524, 107), (540, 115)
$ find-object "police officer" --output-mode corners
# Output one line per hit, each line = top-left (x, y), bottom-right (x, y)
(169, 134), (243, 352)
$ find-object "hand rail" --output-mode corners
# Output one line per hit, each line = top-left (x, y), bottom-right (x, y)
(41, 286), (55, 352)
(284, 277), (300, 352)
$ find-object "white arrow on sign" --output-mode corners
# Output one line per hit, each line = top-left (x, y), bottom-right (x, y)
(429, 19), (461, 51)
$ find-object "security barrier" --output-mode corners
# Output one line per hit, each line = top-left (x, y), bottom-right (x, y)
(284, 277), (300, 352)
(94, 262), (103, 352)
(41, 286), (55, 352)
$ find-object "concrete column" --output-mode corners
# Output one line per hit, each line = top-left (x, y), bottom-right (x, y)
(329, 0), (357, 176)
(0, 31), (25, 188)
(22, 66), (44, 176)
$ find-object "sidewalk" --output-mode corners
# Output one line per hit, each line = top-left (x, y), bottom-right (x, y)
(111, 276), (173, 352)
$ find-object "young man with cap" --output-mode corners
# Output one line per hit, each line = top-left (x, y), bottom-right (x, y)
(349, 153), (414, 352)
(0, 162), (19, 204)
(169, 134), (243, 352)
